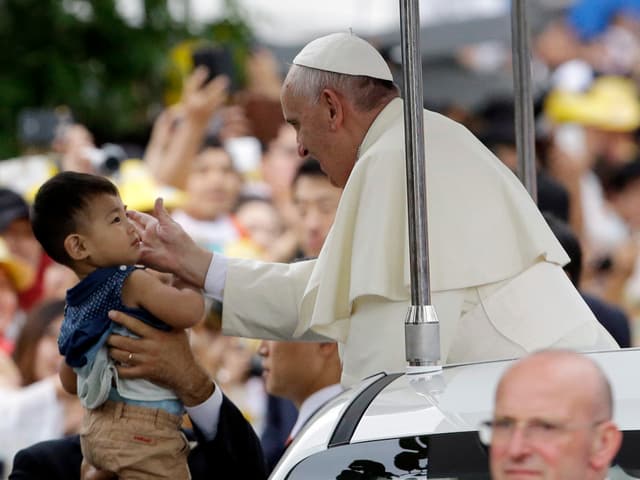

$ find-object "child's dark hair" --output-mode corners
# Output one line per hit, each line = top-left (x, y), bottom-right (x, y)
(291, 157), (325, 189)
(31, 171), (119, 266)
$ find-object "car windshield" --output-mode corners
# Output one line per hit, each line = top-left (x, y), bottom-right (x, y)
(285, 431), (640, 479)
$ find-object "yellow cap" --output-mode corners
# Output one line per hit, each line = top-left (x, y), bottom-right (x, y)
(545, 76), (640, 132)
(0, 237), (35, 292)
(116, 159), (186, 213)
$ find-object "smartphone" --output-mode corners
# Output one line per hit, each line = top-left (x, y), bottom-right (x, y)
(191, 44), (237, 92)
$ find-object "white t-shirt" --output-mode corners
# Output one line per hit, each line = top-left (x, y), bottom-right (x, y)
(172, 210), (240, 254)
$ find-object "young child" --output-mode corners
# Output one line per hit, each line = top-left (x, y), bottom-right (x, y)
(31, 171), (204, 479)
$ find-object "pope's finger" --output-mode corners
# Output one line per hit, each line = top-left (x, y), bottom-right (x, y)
(109, 346), (140, 365)
(106, 334), (141, 354)
(127, 209), (155, 228)
(113, 363), (148, 380)
(153, 197), (172, 223)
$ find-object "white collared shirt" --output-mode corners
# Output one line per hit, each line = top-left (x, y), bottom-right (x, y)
(289, 383), (344, 440)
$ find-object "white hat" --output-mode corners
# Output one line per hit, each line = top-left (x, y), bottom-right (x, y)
(293, 32), (393, 81)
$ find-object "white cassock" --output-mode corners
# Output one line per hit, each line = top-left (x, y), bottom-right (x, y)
(218, 98), (617, 387)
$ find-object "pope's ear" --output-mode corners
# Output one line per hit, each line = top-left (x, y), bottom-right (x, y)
(64, 233), (88, 261)
(321, 88), (344, 130)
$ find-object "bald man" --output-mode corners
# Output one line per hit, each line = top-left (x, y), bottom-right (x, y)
(485, 350), (622, 480)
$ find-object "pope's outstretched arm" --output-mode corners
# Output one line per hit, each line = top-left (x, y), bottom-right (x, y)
(128, 197), (329, 344)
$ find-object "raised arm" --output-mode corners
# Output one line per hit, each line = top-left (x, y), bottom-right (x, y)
(145, 67), (229, 190)
(122, 268), (204, 329)
(58, 360), (77, 395)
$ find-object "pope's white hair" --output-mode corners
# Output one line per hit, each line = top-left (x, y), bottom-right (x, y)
(283, 64), (399, 112)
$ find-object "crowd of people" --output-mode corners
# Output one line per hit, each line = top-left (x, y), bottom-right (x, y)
(1, 0), (639, 477)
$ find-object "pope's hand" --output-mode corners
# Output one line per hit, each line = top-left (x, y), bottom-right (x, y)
(107, 310), (215, 407)
(127, 198), (212, 288)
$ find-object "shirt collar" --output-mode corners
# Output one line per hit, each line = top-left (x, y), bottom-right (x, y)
(289, 383), (344, 439)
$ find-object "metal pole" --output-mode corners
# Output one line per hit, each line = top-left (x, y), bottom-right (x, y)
(510, 0), (537, 202)
(400, 0), (440, 368)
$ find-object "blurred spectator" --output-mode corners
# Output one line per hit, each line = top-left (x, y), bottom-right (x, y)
(40, 263), (77, 301)
(1, 376), (72, 477)
(544, 213), (632, 347)
(115, 159), (186, 214)
(0, 238), (33, 354)
(258, 339), (342, 471)
(12, 299), (83, 435)
(171, 144), (247, 254)
(190, 308), (227, 377)
(13, 299), (63, 385)
(291, 158), (343, 258)
(604, 160), (640, 332)
(189, 302), (269, 437)
(257, 124), (303, 225)
(221, 119), (263, 185)
(0, 188), (52, 311)
(568, 0), (640, 42)
(2, 300), (83, 475)
(543, 76), (640, 269)
(606, 159), (640, 233)
(475, 98), (571, 223)
(228, 197), (286, 260)
(51, 123), (99, 174)
(535, 0), (640, 76)
(215, 337), (266, 435)
(235, 47), (286, 147)
(144, 67), (229, 190)
(0, 348), (21, 389)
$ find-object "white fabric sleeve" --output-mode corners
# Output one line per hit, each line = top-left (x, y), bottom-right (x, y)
(203, 254), (228, 302)
(222, 257), (331, 341)
(184, 382), (223, 441)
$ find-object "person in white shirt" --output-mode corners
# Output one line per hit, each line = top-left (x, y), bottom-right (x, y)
(171, 145), (244, 255)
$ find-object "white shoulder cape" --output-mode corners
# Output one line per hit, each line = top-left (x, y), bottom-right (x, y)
(296, 98), (568, 341)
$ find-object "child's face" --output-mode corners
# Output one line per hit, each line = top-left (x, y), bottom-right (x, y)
(80, 193), (141, 268)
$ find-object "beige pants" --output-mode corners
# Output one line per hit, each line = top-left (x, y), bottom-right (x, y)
(80, 401), (190, 480)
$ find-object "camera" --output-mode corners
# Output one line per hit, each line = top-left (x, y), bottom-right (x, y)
(82, 143), (127, 174)
(17, 107), (73, 148)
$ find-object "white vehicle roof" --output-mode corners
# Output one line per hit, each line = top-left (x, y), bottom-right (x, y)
(271, 348), (640, 479)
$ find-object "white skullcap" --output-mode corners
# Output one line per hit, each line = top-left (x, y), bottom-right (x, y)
(293, 32), (393, 81)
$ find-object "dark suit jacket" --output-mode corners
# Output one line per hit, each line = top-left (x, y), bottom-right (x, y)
(260, 394), (298, 473)
(9, 395), (268, 480)
(583, 293), (632, 348)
